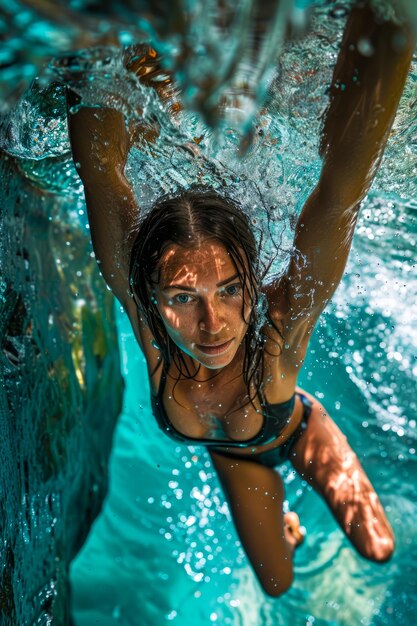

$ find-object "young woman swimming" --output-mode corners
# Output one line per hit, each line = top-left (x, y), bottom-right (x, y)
(66, 3), (415, 597)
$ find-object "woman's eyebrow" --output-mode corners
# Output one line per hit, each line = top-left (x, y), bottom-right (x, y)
(163, 273), (239, 291)
(217, 273), (239, 287)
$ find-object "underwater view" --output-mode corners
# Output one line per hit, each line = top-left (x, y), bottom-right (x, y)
(1, 0), (416, 624)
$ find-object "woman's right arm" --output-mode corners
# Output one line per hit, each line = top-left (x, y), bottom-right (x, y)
(67, 92), (163, 358)
(67, 88), (138, 308)
(67, 47), (177, 365)
(67, 45), (176, 309)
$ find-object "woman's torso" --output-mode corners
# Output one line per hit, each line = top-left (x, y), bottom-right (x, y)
(127, 297), (308, 457)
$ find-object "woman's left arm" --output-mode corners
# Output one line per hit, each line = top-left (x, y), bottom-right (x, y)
(268, 3), (415, 361)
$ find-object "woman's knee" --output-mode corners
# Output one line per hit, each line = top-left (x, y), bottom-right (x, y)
(258, 567), (294, 598)
(358, 531), (395, 563)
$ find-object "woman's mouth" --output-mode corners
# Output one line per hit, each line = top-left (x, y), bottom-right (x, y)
(196, 338), (234, 356)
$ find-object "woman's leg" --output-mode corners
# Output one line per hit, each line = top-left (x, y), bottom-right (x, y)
(209, 450), (302, 597)
(290, 388), (395, 562)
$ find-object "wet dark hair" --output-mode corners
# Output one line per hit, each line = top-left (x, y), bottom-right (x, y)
(129, 187), (283, 403)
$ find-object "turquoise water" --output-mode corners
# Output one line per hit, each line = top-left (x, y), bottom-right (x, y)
(1, 1), (417, 624)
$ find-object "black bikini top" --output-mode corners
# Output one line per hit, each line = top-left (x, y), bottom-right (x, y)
(150, 367), (296, 448)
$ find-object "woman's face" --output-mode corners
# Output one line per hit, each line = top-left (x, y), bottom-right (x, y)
(153, 240), (253, 370)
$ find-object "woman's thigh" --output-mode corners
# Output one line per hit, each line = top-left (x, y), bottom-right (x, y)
(290, 388), (395, 562)
(209, 449), (294, 597)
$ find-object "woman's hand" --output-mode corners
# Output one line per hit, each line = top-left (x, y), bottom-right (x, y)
(67, 89), (130, 185)
(319, 2), (415, 208)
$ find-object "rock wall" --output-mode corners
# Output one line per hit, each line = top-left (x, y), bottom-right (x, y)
(0, 152), (124, 625)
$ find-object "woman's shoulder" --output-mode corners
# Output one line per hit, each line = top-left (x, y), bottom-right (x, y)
(261, 275), (290, 322)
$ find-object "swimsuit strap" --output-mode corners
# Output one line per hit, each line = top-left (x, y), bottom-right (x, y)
(158, 363), (167, 398)
(257, 380), (267, 406)
(151, 361), (167, 400)
(257, 380), (295, 413)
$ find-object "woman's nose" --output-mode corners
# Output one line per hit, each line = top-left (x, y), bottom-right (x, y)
(199, 301), (225, 334)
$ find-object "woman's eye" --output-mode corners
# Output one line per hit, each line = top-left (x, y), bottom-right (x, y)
(224, 284), (241, 297)
(174, 293), (193, 304)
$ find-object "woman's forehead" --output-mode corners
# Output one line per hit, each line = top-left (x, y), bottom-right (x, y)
(158, 241), (237, 285)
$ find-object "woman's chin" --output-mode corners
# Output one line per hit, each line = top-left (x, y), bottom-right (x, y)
(198, 357), (231, 370)
(173, 338), (242, 371)
(192, 343), (239, 370)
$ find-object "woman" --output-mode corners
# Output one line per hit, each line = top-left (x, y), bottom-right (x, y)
(67, 4), (414, 597)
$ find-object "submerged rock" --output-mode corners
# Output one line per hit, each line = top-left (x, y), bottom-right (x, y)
(0, 152), (124, 625)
